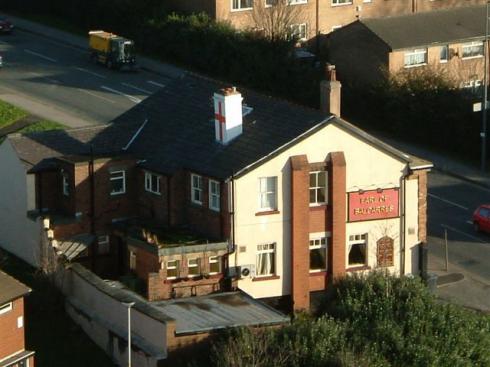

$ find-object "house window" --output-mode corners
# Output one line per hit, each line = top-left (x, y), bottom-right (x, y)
(232, 0), (253, 10)
(266, 0), (277, 5)
(62, 173), (70, 196)
(377, 236), (394, 267)
(462, 80), (482, 94)
(167, 260), (180, 279)
(191, 174), (203, 205)
(110, 170), (126, 195)
(0, 302), (12, 315)
(462, 41), (484, 59)
(404, 49), (427, 67)
(289, 0), (307, 4)
(145, 172), (161, 195)
(259, 177), (277, 211)
(256, 243), (276, 276)
(129, 250), (136, 271)
(440, 45), (449, 63)
(348, 234), (368, 267)
(209, 180), (220, 211)
(309, 171), (327, 205)
(209, 256), (221, 274)
(310, 235), (329, 272)
(289, 23), (307, 41)
(188, 258), (200, 277)
(332, 0), (352, 5)
(97, 235), (110, 255)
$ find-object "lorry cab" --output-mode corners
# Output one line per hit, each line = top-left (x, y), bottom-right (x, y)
(89, 30), (136, 70)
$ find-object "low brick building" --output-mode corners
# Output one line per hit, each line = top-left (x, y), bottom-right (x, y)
(328, 5), (488, 89)
(0, 271), (34, 367)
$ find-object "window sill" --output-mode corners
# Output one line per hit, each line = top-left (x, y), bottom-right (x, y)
(331, 2), (353, 7)
(439, 60), (448, 64)
(145, 190), (162, 196)
(255, 210), (280, 216)
(309, 204), (328, 211)
(309, 271), (327, 276)
(252, 275), (280, 282)
(230, 7), (253, 12)
(346, 265), (371, 272)
(462, 55), (483, 60)
(404, 63), (426, 69)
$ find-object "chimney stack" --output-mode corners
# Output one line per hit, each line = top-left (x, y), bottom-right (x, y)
(213, 87), (243, 145)
(320, 64), (341, 117)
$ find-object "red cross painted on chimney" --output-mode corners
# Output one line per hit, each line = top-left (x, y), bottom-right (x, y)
(215, 101), (226, 141)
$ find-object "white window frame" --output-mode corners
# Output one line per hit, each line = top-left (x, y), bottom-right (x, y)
(404, 48), (427, 68)
(187, 258), (200, 278)
(231, 0), (253, 11)
(166, 260), (179, 279)
(145, 171), (161, 195)
(289, 0), (308, 5)
(462, 41), (484, 60)
(309, 171), (328, 205)
(129, 250), (136, 271)
(332, 0), (353, 6)
(110, 170), (126, 195)
(309, 233), (330, 272)
(191, 174), (203, 205)
(347, 234), (368, 268)
(62, 173), (70, 196)
(440, 45), (449, 63)
(97, 235), (110, 255)
(289, 23), (307, 41)
(209, 256), (221, 275)
(0, 302), (12, 315)
(209, 180), (220, 211)
(258, 176), (277, 211)
(256, 243), (276, 277)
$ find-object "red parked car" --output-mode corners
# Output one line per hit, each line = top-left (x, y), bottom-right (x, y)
(473, 204), (490, 233)
(0, 18), (14, 34)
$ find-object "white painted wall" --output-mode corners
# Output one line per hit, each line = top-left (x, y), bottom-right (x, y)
(405, 178), (420, 274)
(0, 139), (41, 266)
(230, 122), (419, 298)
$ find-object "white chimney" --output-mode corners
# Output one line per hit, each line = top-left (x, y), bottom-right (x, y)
(320, 64), (341, 117)
(213, 87), (243, 144)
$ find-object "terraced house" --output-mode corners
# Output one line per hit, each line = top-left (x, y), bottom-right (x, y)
(166, 0), (486, 40)
(0, 70), (431, 311)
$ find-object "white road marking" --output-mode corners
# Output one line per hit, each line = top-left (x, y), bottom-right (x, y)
(428, 193), (469, 211)
(74, 67), (106, 79)
(147, 80), (165, 88)
(77, 88), (116, 103)
(100, 85), (141, 104)
(441, 224), (489, 243)
(45, 78), (61, 84)
(122, 82), (152, 94)
(466, 220), (474, 225)
(24, 49), (57, 63)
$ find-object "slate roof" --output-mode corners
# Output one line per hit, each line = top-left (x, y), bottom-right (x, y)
(0, 271), (31, 304)
(6, 72), (425, 180)
(362, 5), (486, 50)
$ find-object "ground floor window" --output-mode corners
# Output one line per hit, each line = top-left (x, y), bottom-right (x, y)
(348, 234), (368, 267)
(97, 235), (110, 255)
(309, 235), (329, 272)
(256, 243), (276, 276)
(129, 250), (136, 271)
(188, 258), (200, 277)
(209, 256), (221, 274)
(167, 260), (180, 279)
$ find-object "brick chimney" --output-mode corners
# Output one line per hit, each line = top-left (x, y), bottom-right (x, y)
(320, 64), (341, 117)
(213, 87), (243, 144)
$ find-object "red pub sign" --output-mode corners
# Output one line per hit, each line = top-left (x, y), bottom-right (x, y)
(348, 188), (399, 222)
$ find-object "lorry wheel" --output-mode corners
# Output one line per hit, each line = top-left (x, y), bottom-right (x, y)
(90, 53), (97, 64)
(107, 60), (113, 69)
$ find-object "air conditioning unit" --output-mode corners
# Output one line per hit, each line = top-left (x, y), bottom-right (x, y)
(239, 264), (256, 278)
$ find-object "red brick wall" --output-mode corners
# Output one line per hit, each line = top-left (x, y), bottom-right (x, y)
(37, 171), (60, 212)
(0, 297), (25, 360)
(330, 152), (346, 278)
(131, 247), (159, 281)
(290, 155), (310, 311)
(407, 169), (429, 244)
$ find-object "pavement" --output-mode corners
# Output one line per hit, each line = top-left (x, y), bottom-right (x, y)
(3, 13), (490, 314)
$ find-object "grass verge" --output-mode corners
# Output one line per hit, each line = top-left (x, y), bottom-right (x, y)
(0, 100), (28, 129)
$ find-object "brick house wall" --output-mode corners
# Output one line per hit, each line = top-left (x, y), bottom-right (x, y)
(0, 297), (25, 361)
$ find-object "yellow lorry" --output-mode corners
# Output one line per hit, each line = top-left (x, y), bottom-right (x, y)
(88, 30), (136, 70)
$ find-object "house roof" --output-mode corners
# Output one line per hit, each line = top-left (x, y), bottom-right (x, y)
(362, 5), (486, 50)
(6, 72), (429, 179)
(0, 271), (31, 304)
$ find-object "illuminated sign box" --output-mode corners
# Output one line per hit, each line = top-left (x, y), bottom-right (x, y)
(348, 188), (399, 222)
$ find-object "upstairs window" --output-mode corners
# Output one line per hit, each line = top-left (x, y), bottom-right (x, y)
(462, 41), (484, 59)
(404, 49), (427, 68)
(289, 0), (307, 4)
(256, 243), (276, 276)
(259, 177), (277, 211)
(145, 172), (161, 195)
(191, 174), (203, 205)
(209, 180), (220, 211)
(332, 0), (352, 5)
(232, 0), (253, 10)
(110, 170), (126, 195)
(0, 302), (12, 315)
(309, 171), (327, 205)
(440, 45), (449, 63)
(62, 173), (70, 196)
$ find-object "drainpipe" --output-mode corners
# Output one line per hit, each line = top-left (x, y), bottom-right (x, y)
(400, 173), (407, 275)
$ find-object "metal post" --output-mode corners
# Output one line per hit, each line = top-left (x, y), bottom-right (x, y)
(444, 228), (449, 272)
(122, 302), (135, 367)
(482, 2), (489, 172)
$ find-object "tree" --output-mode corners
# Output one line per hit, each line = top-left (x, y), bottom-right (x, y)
(249, 0), (307, 41)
